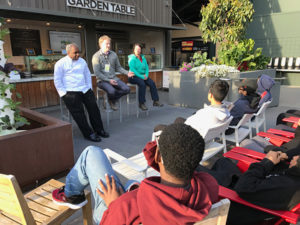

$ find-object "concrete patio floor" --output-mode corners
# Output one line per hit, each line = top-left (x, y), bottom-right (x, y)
(35, 89), (299, 225)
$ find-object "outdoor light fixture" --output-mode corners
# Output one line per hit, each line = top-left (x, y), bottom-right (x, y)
(78, 25), (82, 29)
(6, 18), (11, 22)
(46, 22), (51, 26)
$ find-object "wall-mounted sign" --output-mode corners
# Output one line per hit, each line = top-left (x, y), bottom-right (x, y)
(9, 28), (42, 56)
(49, 31), (82, 53)
(67, 0), (136, 16)
(181, 41), (194, 47)
(181, 47), (193, 51)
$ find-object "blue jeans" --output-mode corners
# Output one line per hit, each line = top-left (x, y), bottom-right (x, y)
(64, 146), (134, 224)
(128, 76), (159, 104)
(98, 79), (130, 102)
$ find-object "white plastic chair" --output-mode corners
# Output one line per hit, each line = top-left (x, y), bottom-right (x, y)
(201, 116), (233, 163)
(225, 113), (254, 146)
(97, 87), (123, 128)
(244, 100), (272, 135)
(150, 117), (233, 164)
(194, 199), (230, 225)
(103, 148), (159, 182)
(59, 97), (72, 123)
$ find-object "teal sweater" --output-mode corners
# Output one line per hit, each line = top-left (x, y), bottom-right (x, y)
(128, 54), (149, 79)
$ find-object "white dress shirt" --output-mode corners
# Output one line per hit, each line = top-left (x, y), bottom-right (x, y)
(54, 56), (92, 97)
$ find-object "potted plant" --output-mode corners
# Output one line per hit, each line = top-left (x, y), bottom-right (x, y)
(0, 18), (74, 188)
(170, 54), (239, 108)
(0, 18), (29, 136)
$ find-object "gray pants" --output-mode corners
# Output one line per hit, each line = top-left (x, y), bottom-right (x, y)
(240, 136), (271, 153)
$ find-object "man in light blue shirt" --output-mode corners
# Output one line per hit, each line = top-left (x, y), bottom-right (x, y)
(54, 43), (109, 142)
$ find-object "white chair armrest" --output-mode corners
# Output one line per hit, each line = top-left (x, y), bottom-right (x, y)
(104, 148), (148, 173)
(119, 159), (148, 173)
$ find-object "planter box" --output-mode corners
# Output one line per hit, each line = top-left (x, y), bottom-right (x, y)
(0, 107), (74, 188)
(169, 71), (218, 108)
(168, 69), (279, 108)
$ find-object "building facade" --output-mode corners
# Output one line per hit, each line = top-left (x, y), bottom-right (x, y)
(0, 0), (179, 108)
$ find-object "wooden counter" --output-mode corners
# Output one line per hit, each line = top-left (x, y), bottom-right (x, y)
(10, 70), (162, 109)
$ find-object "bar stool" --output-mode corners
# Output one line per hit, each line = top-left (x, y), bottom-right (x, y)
(96, 87), (122, 128)
(59, 98), (72, 123)
(127, 83), (149, 118)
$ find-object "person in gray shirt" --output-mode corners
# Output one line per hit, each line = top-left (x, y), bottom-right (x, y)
(92, 35), (134, 111)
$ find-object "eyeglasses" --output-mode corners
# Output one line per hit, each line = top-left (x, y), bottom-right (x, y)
(73, 51), (80, 54)
(155, 135), (160, 147)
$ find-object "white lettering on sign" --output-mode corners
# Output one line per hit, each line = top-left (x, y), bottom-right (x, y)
(67, 0), (136, 16)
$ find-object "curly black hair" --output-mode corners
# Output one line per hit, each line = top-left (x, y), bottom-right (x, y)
(209, 79), (229, 102)
(158, 123), (205, 181)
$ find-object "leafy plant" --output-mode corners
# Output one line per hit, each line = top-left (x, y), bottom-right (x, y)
(0, 17), (28, 134)
(192, 52), (215, 67)
(218, 39), (270, 71)
(180, 52), (216, 72)
(191, 64), (239, 78)
(199, 0), (254, 47)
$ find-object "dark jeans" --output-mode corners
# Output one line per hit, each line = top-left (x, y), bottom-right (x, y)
(97, 80), (130, 102)
(62, 89), (104, 138)
(128, 76), (159, 104)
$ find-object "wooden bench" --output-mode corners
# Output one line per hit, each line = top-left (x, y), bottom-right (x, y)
(0, 174), (93, 225)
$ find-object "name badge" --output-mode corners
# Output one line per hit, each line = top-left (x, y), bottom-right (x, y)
(105, 64), (110, 72)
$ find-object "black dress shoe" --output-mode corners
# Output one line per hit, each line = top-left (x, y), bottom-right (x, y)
(98, 130), (110, 138)
(87, 133), (101, 142)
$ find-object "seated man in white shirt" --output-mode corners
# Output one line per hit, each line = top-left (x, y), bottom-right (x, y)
(154, 79), (230, 138)
(184, 79), (231, 137)
(54, 43), (109, 142)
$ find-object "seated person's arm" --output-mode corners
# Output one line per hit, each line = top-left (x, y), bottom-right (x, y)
(234, 151), (296, 210)
(128, 58), (144, 79)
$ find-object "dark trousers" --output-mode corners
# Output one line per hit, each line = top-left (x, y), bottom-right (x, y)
(128, 76), (159, 104)
(98, 80), (130, 102)
(276, 110), (300, 127)
(62, 89), (104, 138)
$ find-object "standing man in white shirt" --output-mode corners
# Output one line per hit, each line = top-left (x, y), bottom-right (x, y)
(54, 43), (109, 142)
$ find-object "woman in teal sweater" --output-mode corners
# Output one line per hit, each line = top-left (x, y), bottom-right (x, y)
(128, 43), (163, 111)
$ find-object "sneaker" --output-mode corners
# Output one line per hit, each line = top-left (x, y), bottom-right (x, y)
(109, 100), (118, 111)
(52, 186), (88, 209)
(153, 101), (163, 107)
(139, 103), (148, 111)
